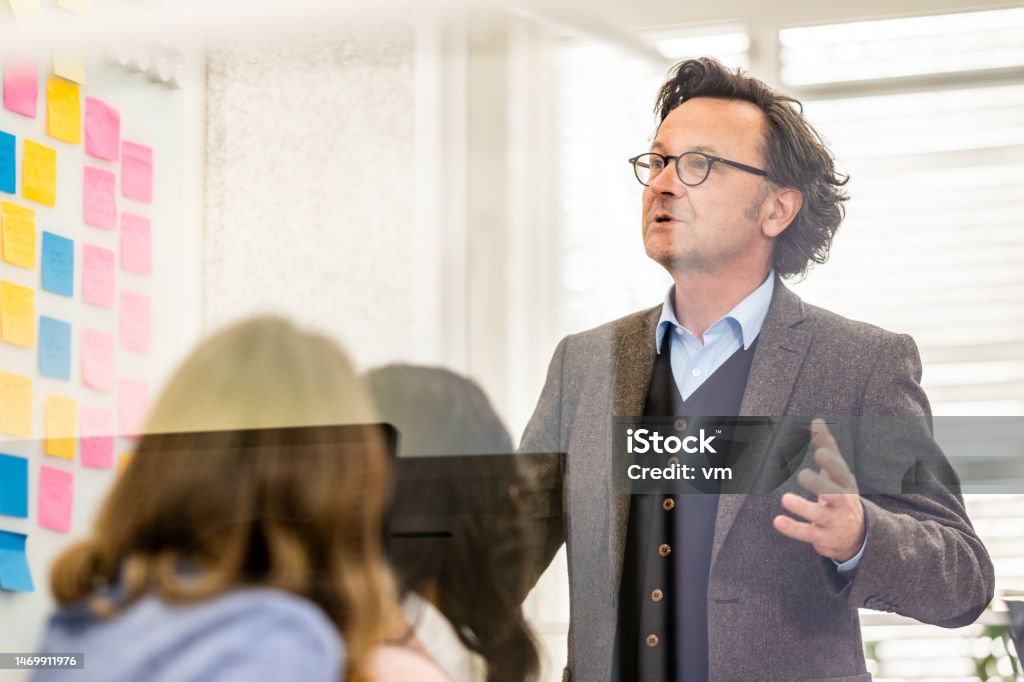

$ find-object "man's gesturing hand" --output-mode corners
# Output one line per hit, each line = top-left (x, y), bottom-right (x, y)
(772, 419), (866, 563)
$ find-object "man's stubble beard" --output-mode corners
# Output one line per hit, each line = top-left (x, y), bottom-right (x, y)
(644, 183), (771, 276)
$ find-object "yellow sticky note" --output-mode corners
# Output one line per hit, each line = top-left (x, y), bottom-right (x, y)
(46, 77), (81, 144)
(53, 51), (87, 86)
(118, 452), (131, 475)
(1, 201), (37, 268)
(45, 395), (77, 459)
(8, 0), (44, 28)
(57, 0), (91, 14)
(0, 281), (35, 348)
(22, 140), (57, 207)
(0, 371), (32, 437)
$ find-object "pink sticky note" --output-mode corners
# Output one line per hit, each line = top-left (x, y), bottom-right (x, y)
(118, 379), (149, 437)
(80, 406), (114, 469)
(121, 141), (152, 203)
(119, 291), (151, 353)
(39, 465), (73, 533)
(4, 61), (38, 118)
(83, 166), (117, 229)
(82, 243), (115, 307)
(81, 328), (114, 391)
(120, 213), (151, 274)
(84, 97), (120, 161)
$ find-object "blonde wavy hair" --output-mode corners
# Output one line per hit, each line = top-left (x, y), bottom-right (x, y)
(49, 316), (398, 682)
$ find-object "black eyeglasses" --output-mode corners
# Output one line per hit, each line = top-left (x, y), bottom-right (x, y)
(628, 151), (767, 187)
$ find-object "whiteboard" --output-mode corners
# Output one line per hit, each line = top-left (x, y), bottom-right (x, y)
(0, 39), (204, 678)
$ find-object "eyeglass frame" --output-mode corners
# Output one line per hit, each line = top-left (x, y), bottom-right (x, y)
(628, 151), (768, 187)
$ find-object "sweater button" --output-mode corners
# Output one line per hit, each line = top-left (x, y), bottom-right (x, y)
(658, 544), (672, 558)
(646, 634), (660, 648)
(662, 497), (675, 511)
(651, 588), (664, 603)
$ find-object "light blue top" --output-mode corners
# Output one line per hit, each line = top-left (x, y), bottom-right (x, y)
(655, 272), (775, 401)
(654, 273), (865, 577)
(33, 588), (344, 682)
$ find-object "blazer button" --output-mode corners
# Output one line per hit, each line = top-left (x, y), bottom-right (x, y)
(662, 497), (675, 511)
(667, 457), (680, 466)
(651, 588), (664, 603)
(674, 419), (687, 431)
(646, 634), (660, 648)
(658, 543), (672, 557)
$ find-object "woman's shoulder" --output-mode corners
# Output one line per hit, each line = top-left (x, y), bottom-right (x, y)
(369, 644), (453, 682)
(36, 588), (343, 682)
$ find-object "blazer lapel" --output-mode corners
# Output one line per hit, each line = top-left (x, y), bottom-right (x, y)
(711, 280), (811, 569)
(609, 307), (660, 589)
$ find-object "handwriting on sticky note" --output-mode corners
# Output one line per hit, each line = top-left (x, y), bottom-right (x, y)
(0, 530), (34, 591)
(120, 291), (151, 353)
(45, 395), (77, 460)
(81, 329), (113, 391)
(22, 139), (56, 207)
(0, 453), (29, 518)
(118, 379), (149, 437)
(0, 280), (35, 347)
(120, 212), (152, 274)
(81, 406), (114, 469)
(121, 141), (152, 202)
(82, 243), (115, 307)
(38, 465), (73, 533)
(0, 371), (32, 437)
(46, 76), (81, 144)
(1, 200), (36, 268)
(39, 316), (72, 381)
(4, 61), (38, 118)
(0, 131), (15, 193)
(83, 166), (116, 229)
(85, 97), (119, 160)
(41, 231), (74, 297)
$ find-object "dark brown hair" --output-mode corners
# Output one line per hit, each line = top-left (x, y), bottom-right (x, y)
(367, 364), (541, 682)
(655, 57), (849, 279)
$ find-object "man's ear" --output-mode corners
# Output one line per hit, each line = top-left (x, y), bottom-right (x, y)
(762, 187), (803, 238)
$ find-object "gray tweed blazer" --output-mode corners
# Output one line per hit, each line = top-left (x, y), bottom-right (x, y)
(520, 279), (994, 682)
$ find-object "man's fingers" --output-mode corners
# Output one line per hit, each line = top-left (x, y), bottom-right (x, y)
(810, 418), (838, 449)
(817, 491), (863, 509)
(780, 492), (825, 523)
(773, 514), (821, 544)
(814, 448), (857, 490)
(797, 467), (846, 495)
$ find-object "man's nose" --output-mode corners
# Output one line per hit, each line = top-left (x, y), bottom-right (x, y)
(648, 163), (685, 196)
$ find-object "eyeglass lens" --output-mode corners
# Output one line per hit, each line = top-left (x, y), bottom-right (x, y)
(634, 152), (711, 186)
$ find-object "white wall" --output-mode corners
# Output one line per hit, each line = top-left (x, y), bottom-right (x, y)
(203, 23), (427, 369)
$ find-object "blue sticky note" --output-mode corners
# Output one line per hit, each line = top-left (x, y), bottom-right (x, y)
(41, 231), (74, 297)
(0, 529), (34, 592)
(0, 454), (28, 518)
(39, 316), (72, 381)
(0, 131), (14, 194)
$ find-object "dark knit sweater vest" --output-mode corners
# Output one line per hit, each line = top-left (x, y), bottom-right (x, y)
(616, 333), (757, 682)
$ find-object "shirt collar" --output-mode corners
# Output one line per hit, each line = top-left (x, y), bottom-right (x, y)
(655, 271), (775, 353)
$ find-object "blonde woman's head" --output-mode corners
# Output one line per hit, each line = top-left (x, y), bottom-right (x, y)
(51, 316), (396, 682)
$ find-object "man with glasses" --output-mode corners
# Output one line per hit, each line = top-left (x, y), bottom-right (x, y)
(521, 57), (992, 682)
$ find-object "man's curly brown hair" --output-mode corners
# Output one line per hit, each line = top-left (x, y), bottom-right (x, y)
(655, 57), (849, 279)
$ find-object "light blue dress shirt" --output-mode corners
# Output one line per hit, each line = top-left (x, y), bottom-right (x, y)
(654, 272), (865, 577)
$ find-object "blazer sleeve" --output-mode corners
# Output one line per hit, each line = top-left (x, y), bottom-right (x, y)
(517, 336), (569, 591)
(827, 333), (995, 627)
